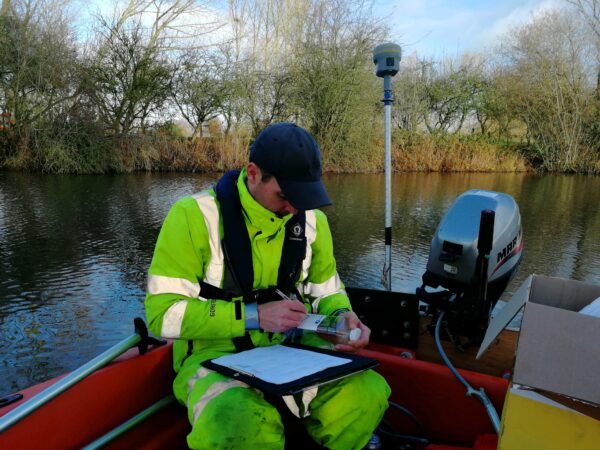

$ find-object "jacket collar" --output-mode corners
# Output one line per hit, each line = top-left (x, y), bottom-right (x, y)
(236, 168), (292, 235)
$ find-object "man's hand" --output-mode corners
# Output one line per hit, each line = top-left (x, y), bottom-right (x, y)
(258, 299), (307, 333)
(334, 311), (371, 353)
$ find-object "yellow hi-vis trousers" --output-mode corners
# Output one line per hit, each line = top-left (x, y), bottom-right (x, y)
(173, 354), (391, 450)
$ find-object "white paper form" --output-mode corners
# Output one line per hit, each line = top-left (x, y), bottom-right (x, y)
(212, 345), (351, 385)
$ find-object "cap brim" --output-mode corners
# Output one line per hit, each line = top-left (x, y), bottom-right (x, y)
(277, 178), (332, 210)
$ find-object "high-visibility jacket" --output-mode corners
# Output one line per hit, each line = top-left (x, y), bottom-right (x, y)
(145, 169), (351, 369)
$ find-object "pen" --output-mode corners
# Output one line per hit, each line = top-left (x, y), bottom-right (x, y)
(275, 288), (290, 300)
(275, 289), (304, 342)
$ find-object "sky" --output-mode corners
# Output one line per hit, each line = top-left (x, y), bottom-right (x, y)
(79, 0), (568, 58)
(375, 0), (565, 59)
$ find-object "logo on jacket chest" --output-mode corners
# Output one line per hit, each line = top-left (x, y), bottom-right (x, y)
(291, 223), (303, 239)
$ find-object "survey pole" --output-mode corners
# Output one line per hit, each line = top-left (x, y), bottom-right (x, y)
(373, 43), (401, 291)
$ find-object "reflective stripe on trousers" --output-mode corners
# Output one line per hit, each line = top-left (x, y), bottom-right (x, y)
(192, 379), (253, 423)
(282, 387), (319, 418)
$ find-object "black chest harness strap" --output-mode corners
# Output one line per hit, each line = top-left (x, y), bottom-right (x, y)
(199, 170), (307, 351)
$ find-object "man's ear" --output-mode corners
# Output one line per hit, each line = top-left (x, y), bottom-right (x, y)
(247, 162), (260, 183)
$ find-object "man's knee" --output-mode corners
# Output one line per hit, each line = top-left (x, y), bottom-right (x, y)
(305, 370), (391, 449)
(323, 370), (390, 414)
(350, 370), (391, 414)
(187, 387), (285, 450)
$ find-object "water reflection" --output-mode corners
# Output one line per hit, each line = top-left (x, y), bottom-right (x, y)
(326, 172), (600, 295)
(0, 171), (598, 392)
(0, 173), (216, 392)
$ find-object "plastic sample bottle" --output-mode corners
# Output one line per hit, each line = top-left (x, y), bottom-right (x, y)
(295, 313), (362, 345)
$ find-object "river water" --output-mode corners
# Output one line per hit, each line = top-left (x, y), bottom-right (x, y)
(1, 171), (599, 393)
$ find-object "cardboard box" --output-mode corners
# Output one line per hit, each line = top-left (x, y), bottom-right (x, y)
(478, 274), (600, 448)
(499, 384), (600, 450)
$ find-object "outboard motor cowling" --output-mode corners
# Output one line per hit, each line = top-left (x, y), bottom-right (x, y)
(419, 189), (523, 345)
(424, 190), (523, 300)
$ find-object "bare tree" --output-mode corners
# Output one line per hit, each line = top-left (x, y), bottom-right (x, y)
(567, 0), (600, 151)
(81, 1), (201, 135)
(173, 50), (229, 137)
(475, 65), (519, 141)
(568, 1), (600, 42)
(225, 0), (299, 132)
(415, 55), (485, 134)
(1, 0), (10, 16)
(290, 0), (385, 156)
(393, 55), (429, 132)
(0, 0), (79, 157)
(499, 9), (593, 169)
(81, 0), (224, 136)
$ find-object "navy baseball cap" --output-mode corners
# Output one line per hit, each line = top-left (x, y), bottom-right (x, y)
(249, 122), (332, 210)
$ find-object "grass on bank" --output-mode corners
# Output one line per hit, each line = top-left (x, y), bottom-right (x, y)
(2, 129), (599, 174)
(392, 132), (529, 173)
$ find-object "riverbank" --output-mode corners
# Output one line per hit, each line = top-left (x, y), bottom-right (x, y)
(1, 131), (599, 175)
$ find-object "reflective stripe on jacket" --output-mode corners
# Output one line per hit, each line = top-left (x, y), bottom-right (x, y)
(145, 169), (350, 369)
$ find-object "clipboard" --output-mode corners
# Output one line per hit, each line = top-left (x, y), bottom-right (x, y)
(201, 343), (378, 396)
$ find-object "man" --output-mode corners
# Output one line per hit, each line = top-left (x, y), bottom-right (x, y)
(145, 123), (390, 449)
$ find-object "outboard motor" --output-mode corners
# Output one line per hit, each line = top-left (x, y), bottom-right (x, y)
(418, 190), (523, 346)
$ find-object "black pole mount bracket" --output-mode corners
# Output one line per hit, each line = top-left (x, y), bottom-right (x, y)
(134, 317), (166, 355)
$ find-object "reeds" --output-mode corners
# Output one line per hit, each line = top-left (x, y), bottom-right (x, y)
(4, 130), (596, 174)
(391, 133), (529, 173)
